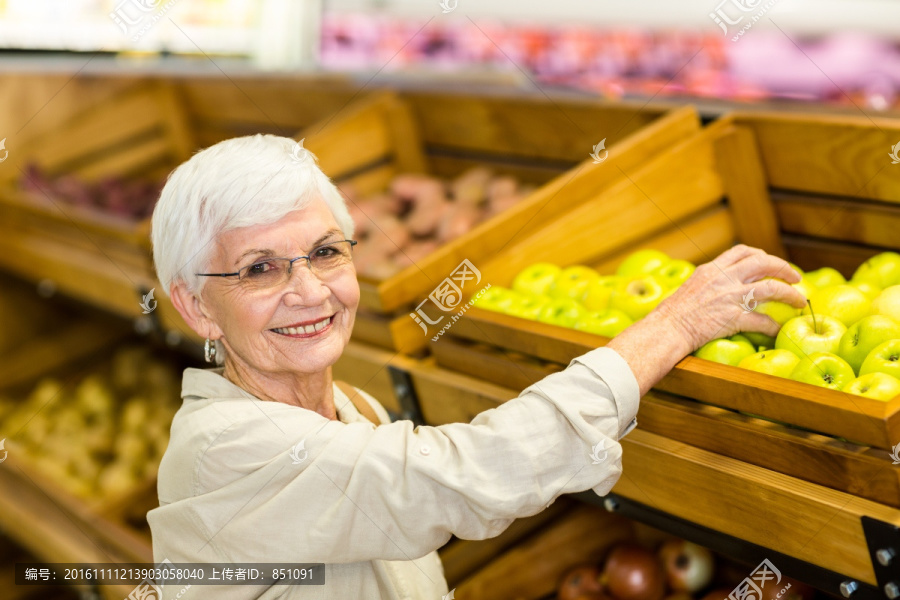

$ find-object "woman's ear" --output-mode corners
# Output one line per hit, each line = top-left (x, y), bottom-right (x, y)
(169, 281), (224, 341)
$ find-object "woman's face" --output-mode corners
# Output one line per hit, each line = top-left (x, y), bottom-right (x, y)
(201, 199), (359, 376)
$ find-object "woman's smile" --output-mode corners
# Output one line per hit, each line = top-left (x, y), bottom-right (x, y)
(271, 314), (335, 337)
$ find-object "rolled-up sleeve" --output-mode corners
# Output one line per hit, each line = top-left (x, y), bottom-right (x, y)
(158, 347), (640, 566)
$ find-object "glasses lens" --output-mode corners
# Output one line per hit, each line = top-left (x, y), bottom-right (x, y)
(309, 241), (353, 275)
(241, 258), (291, 288)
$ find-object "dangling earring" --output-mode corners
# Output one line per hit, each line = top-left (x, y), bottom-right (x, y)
(204, 338), (217, 363)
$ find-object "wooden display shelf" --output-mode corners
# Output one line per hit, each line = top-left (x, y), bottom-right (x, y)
(301, 90), (701, 354)
(389, 352), (899, 588)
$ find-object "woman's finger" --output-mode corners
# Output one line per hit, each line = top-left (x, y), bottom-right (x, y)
(709, 244), (759, 270)
(736, 311), (784, 338)
(743, 278), (807, 308)
(732, 253), (803, 286)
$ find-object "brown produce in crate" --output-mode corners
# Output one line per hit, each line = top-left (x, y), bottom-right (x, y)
(0, 345), (180, 506)
(350, 168), (531, 280)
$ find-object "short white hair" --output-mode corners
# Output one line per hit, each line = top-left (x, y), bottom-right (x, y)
(151, 134), (354, 295)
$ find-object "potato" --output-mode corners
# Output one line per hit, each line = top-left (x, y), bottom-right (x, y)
(452, 167), (493, 206)
(407, 198), (451, 237)
(371, 215), (411, 252)
(437, 204), (482, 243)
(487, 175), (518, 201)
(98, 460), (138, 496)
(391, 174), (437, 200)
(361, 259), (402, 280)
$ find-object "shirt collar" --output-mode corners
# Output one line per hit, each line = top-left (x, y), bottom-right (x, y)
(180, 367), (368, 424)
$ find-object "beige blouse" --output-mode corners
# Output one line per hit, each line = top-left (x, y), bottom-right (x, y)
(147, 346), (639, 599)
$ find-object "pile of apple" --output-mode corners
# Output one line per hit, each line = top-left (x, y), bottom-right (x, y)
(698, 252), (900, 401)
(345, 167), (533, 279)
(556, 539), (813, 600)
(473, 249), (694, 338)
(0, 346), (180, 501)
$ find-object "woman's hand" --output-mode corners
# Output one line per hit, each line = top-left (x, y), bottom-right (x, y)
(607, 245), (807, 396)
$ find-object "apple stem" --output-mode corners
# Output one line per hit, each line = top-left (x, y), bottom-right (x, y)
(807, 299), (820, 335)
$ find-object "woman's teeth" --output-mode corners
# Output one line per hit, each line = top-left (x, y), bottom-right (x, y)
(273, 316), (332, 335)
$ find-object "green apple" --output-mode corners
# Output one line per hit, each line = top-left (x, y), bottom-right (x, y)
(694, 334), (756, 367)
(792, 277), (817, 301)
(573, 309), (633, 338)
(512, 263), (561, 296)
(851, 252), (900, 289)
(738, 348), (801, 378)
(743, 300), (799, 348)
(548, 265), (600, 301)
(609, 275), (666, 321)
(616, 249), (671, 278)
(870, 285), (900, 323)
(789, 352), (855, 391)
(537, 298), (587, 328)
(654, 259), (695, 289)
(837, 315), (900, 374)
(776, 315), (847, 358)
(506, 294), (551, 320)
(582, 275), (621, 311)
(850, 280), (881, 300)
(802, 285), (871, 327)
(860, 339), (900, 379)
(472, 286), (519, 313)
(843, 372), (900, 401)
(805, 267), (847, 289)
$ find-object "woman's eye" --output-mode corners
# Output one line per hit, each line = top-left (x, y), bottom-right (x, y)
(247, 262), (275, 275)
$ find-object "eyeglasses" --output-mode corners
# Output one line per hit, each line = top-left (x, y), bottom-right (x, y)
(196, 240), (357, 290)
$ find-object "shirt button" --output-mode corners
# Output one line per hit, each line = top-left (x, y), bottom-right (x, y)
(420, 445), (431, 456)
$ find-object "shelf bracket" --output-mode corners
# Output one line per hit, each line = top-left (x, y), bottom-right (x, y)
(387, 366), (424, 426)
(862, 516), (900, 594)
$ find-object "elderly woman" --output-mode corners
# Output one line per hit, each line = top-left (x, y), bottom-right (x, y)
(147, 134), (805, 599)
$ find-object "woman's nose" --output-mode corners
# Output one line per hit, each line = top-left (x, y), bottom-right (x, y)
(282, 262), (330, 303)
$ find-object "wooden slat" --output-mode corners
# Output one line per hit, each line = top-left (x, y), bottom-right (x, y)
(410, 356), (517, 425)
(775, 191), (900, 251)
(590, 205), (736, 274)
(783, 234), (889, 279)
(407, 91), (665, 164)
(431, 337), (561, 392)
(732, 111), (900, 204)
(616, 429), (900, 584)
(638, 391), (900, 507)
(444, 308), (900, 449)
(455, 504), (634, 600)
(713, 124), (786, 256)
(474, 118), (724, 290)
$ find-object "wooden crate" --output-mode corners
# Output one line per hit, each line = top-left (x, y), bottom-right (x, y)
(428, 112), (900, 499)
(0, 80), (195, 319)
(300, 90), (702, 354)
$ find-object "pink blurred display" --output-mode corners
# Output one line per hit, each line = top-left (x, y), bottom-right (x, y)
(319, 14), (900, 110)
